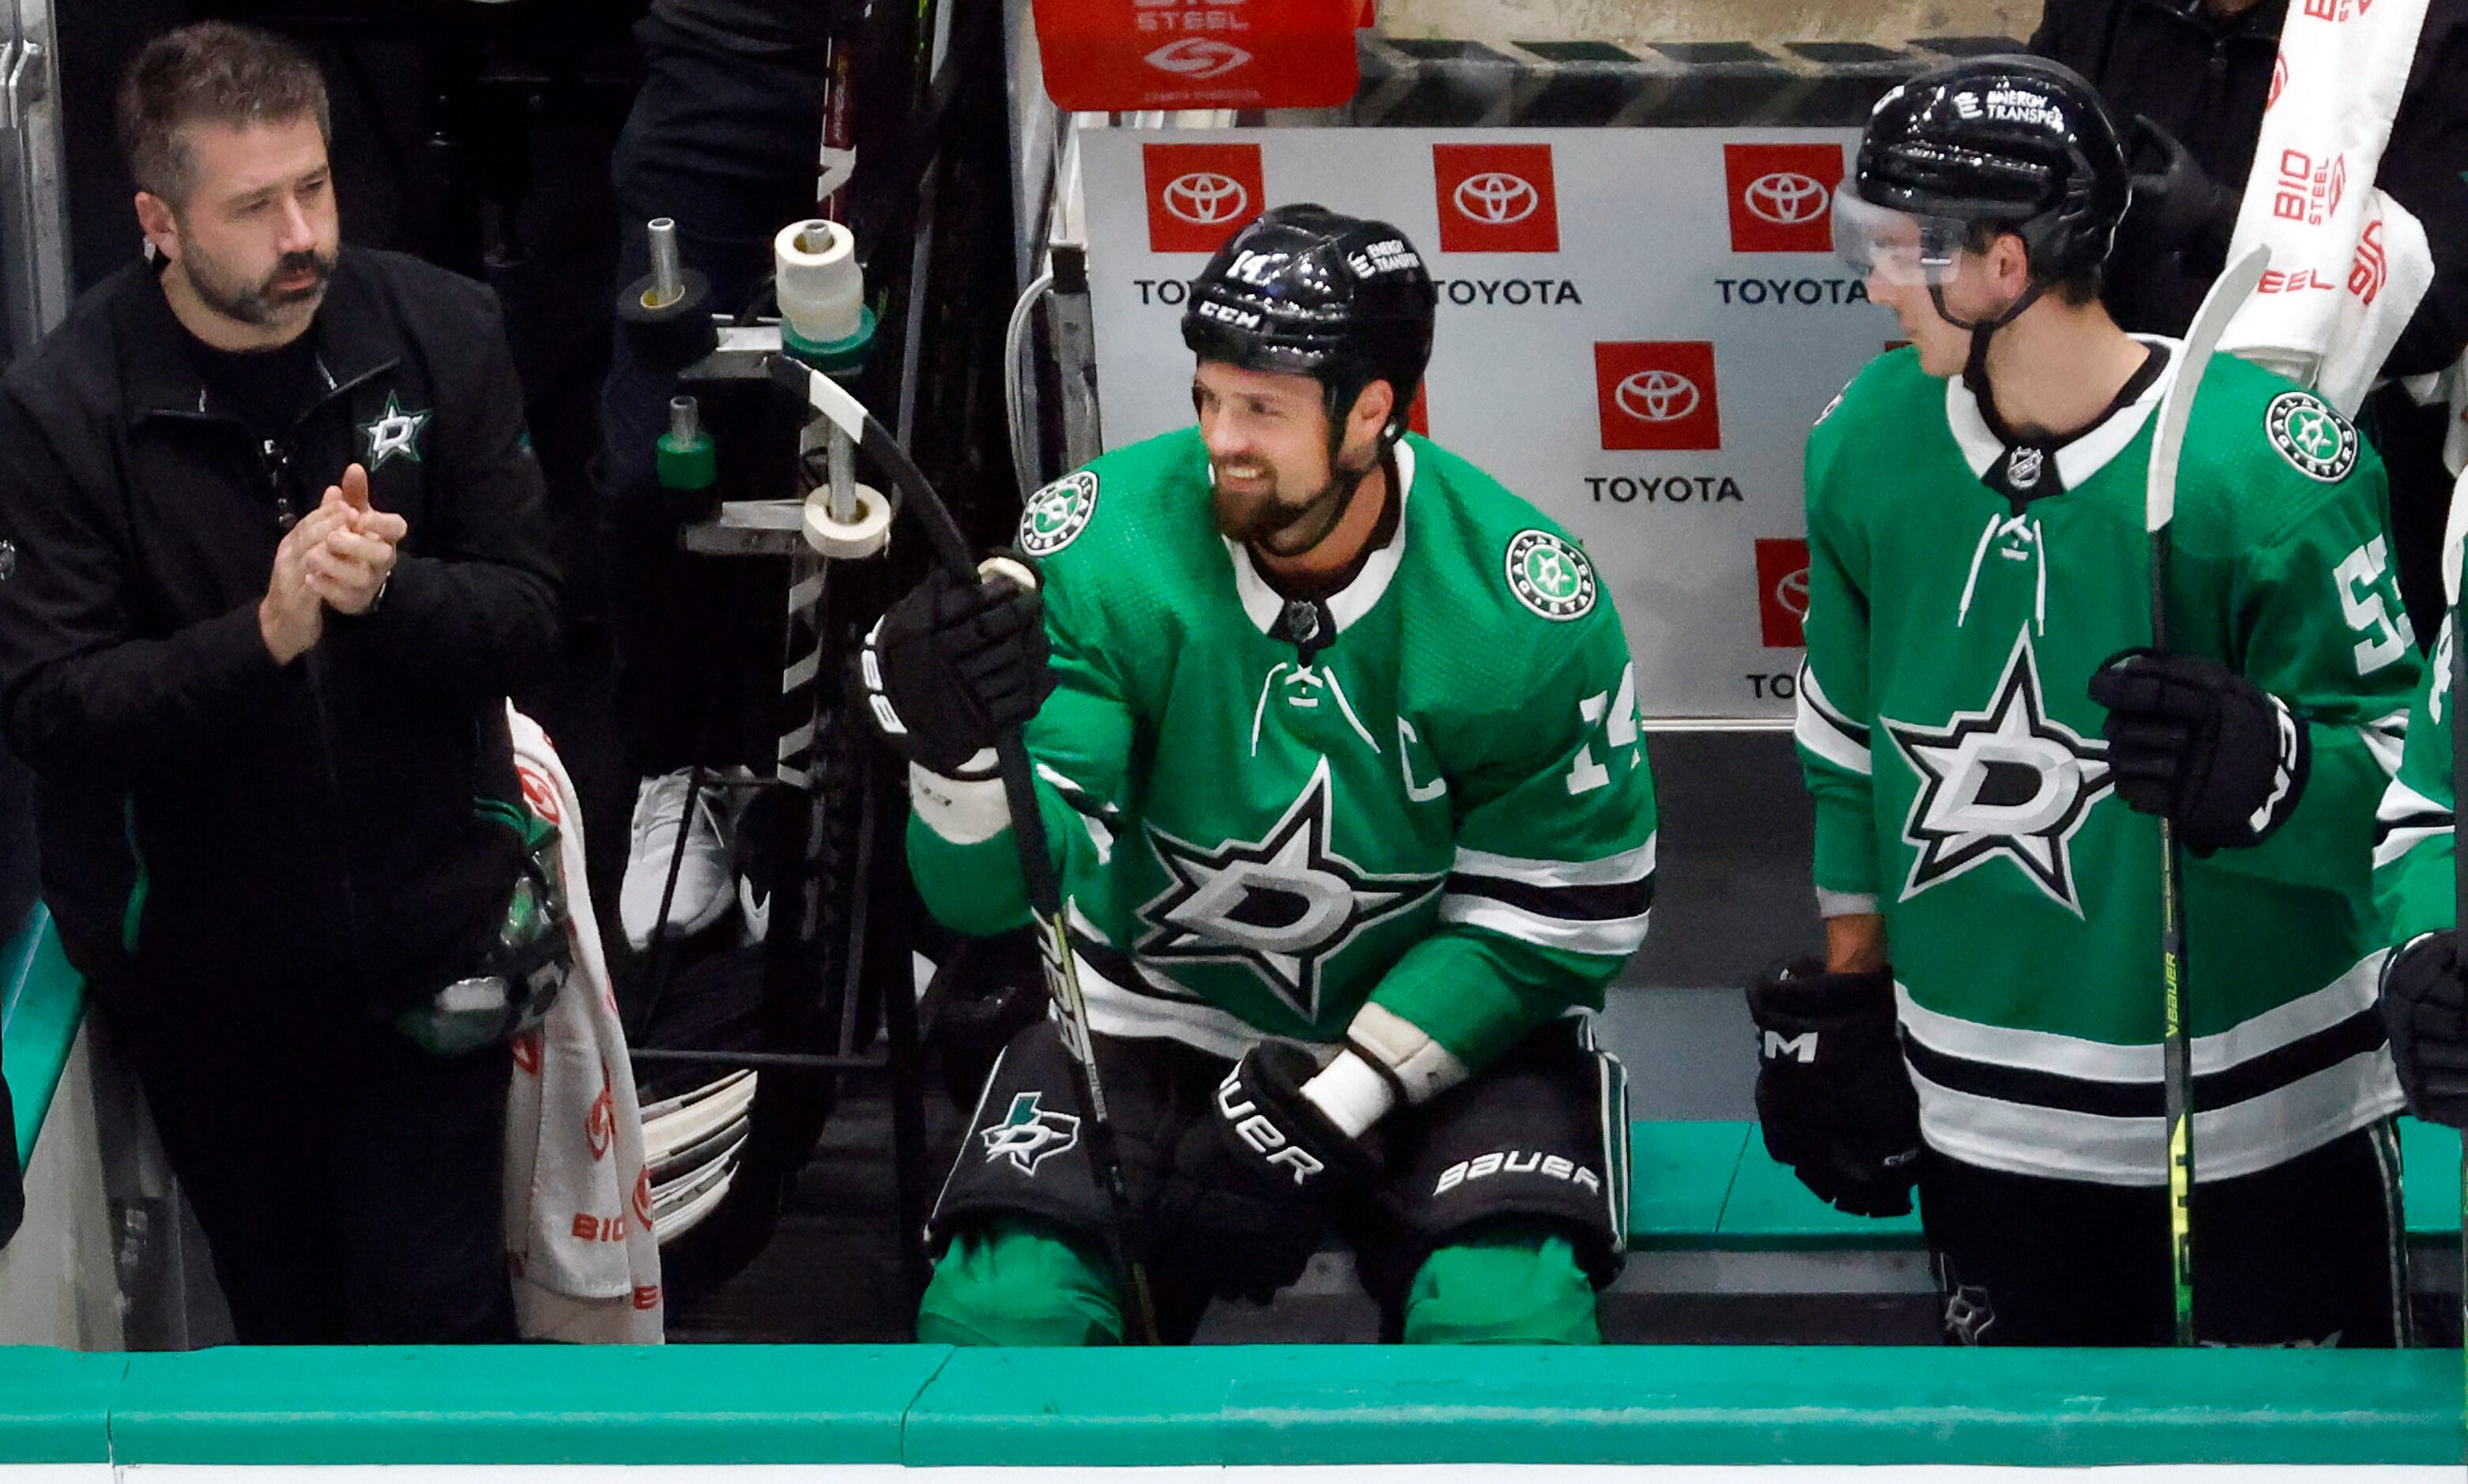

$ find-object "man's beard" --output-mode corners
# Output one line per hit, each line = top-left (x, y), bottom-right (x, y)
(183, 244), (336, 328)
(1210, 458), (1364, 557)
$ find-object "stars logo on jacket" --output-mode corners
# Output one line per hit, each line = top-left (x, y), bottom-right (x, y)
(1139, 759), (1441, 1021)
(1884, 628), (2113, 914)
(979, 1091), (1081, 1176)
(360, 392), (431, 472)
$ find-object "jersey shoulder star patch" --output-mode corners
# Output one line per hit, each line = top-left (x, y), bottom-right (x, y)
(1882, 627), (2114, 914)
(1137, 758), (1441, 1022)
(360, 391), (431, 473)
(2262, 390), (2357, 484)
(1505, 529), (1596, 621)
(1019, 469), (1100, 556)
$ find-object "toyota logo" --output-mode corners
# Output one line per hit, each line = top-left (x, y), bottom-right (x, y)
(1162, 171), (1249, 226)
(1453, 172), (1539, 225)
(1144, 38), (1252, 79)
(1745, 171), (1830, 226)
(1774, 567), (1810, 619)
(1615, 370), (1702, 423)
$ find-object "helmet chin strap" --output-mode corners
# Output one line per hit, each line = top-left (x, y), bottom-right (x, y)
(1249, 387), (1400, 562)
(1930, 280), (2047, 407)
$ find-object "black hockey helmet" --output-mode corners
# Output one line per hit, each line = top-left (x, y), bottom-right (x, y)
(1181, 203), (1437, 450)
(1843, 55), (2130, 290)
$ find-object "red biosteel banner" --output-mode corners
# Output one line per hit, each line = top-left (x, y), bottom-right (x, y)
(1034, 0), (1362, 111)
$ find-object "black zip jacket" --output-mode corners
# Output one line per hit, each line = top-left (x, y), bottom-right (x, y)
(0, 249), (560, 1004)
(2033, 0), (2468, 376)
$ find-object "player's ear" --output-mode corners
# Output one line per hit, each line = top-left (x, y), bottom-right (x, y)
(1346, 379), (1396, 447)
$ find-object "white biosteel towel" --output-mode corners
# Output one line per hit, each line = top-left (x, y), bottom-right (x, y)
(2217, 0), (2436, 413)
(504, 705), (665, 1343)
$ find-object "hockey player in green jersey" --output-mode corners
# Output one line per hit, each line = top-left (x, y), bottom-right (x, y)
(854, 205), (1656, 1345)
(1760, 55), (2417, 1345)
(2373, 575), (2468, 1132)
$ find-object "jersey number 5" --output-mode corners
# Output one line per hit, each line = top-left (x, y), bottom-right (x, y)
(2334, 536), (2409, 676)
(1565, 662), (1641, 796)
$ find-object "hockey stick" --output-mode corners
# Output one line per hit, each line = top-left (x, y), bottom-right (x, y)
(2440, 461), (2468, 1417)
(2144, 243), (2270, 1347)
(781, 360), (1163, 1344)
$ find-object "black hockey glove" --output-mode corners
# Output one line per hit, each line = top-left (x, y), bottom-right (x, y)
(852, 561), (1053, 776)
(2381, 931), (2468, 1129)
(2089, 649), (2309, 855)
(1746, 957), (1921, 1218)
(2122, 115), (2238, 266)
(1155, 1041), (1375, 1304)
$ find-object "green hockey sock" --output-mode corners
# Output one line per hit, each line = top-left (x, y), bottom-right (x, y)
(1400, 1224), (1600, 1345)
(916, 1217), (1125, 1347)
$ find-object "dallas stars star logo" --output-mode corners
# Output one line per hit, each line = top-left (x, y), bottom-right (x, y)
(1139, 759), (1440, 1021)
(360, 392), (431, 472)
(1884, 628), (2113, 914)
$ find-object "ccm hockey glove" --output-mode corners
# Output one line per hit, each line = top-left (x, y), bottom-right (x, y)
(2381, 932), (2468, 1129)
(852, 561), (1053, 776)
(1746, 958), (1921, 1218)
(2089, 648), (2309, 855)
(1156, 1041), (1375, 1304)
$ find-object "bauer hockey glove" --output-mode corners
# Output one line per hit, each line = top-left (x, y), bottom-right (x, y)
(851, 562), (1054, 776)
(1746, 958), (1922, 1218)
(2380, 932), (2468, 1129)
(2089, 649), (2309, 855)
(1156, 1041), (1375, 1304)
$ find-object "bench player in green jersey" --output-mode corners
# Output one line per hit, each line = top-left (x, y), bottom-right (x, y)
(2374, 582), (2468, 1132)
(853, 206), (1658, 1344)
(1751, 56), (2418, 1345)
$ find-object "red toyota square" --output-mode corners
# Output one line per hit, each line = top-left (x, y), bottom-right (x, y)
(1431, 144), (1560, 254)
(1724, 143), (1844, 254)
(1755, 538), (1811, 649)
(1595, 342), (1722, 451)
(1143, 143), (1265, 254)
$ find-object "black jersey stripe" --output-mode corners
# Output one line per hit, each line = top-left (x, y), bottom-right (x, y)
(1442, 871), (1656, 923)
(1901, 1007), (2387, 1119)
(2372, 807), (2451, 846)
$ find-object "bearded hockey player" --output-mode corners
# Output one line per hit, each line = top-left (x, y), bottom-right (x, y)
(854, 205), (1655, 1345)
(1759, 56), (2418, 1346)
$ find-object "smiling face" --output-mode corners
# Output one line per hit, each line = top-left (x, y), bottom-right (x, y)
(138, 112), (338, 342)
(1192, 360), (1393, 559)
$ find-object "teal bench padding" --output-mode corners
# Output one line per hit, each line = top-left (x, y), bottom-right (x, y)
(0, 1341), (2460, 1466)
(2, 906), (85, 1170)
(111, 1345), (945, 1465)
(0, 1349), (120, 1463)
(1630, 1117), (2467, 1247)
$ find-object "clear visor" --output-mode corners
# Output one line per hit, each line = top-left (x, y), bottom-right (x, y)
(1831, 179), (1970, 287)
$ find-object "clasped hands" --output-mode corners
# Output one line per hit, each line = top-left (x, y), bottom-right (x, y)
(258, 462), (407, 664)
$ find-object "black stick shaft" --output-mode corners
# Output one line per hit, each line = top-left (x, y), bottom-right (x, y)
(2150, 527), (2198, 1346)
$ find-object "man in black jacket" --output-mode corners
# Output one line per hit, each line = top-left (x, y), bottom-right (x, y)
(0, 22), (559, 1343)
(2032, 0), (2468, 639)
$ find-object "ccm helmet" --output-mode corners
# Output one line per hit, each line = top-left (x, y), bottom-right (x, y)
(1837, 55), (2129, 308)
(1181, 204), (1437, 452)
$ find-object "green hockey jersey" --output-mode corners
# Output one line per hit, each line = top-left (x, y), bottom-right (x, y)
(907, 429), (1658, 1073)
(2374, 603), (2457, 950)
(1797, 343), (2411, 1186)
